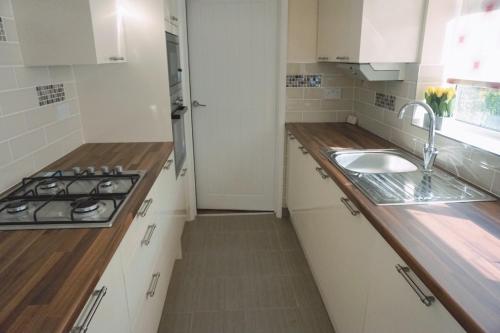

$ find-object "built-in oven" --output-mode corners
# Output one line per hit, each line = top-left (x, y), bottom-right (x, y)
(166, 31), (187, 177)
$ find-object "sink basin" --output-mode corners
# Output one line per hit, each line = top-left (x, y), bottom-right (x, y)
(332, 150), (418, 174)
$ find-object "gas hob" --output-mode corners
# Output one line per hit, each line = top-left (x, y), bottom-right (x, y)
(0, 166), (145, 230)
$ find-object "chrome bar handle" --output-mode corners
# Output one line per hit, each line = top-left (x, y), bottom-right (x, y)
(141, 224), (157, 246)
(315, 167), (329, 179)
(180, 168), (187, 177)
(74, 286), (107, 332)
(395, 264), (436, 307)
(146, 273), (161, 298)
(138, 199), (153, 217)
(298, 146), (309, 155)
(340, 197), (360, 216)
(163, 159), (173, 170)
(109, 56), (125, 61)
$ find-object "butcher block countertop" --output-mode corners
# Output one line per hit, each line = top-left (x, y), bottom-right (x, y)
(286, 123), (500, 333)
(0, 142), (173, 333)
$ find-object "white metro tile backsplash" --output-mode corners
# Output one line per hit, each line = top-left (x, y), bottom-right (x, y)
(0, 0), (83, 192)
(286, 63), (354, 123)
(353, 78), (500, 196)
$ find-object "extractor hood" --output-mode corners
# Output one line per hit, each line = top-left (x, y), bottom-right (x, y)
(337, 63), (409, 81)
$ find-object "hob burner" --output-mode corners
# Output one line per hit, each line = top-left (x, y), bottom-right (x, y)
(99, 179), (113, 188)
(71, 198), (100, 214)
(6, 200), (28, 214)
(38, 178), (59, 190)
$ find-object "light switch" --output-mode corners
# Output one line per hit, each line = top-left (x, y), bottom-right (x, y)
(325, 87), (342, 99)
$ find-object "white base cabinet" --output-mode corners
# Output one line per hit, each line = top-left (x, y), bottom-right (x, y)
(71, 246), (130, 333)
(286, 133), (465, 333)
(72, 155), (185, 333)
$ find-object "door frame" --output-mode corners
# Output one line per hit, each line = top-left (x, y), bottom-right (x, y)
(183, 0), (288, 218)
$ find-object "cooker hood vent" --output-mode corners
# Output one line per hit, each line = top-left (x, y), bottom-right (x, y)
(337, 63), (408, 81)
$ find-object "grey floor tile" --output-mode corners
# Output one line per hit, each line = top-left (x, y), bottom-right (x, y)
(299, 306), (336, 333)
(158, 313), (192, 333)
(182, 230), (207, 253)
(281, 250), (311, 276)
(252, 251), (286, 276)
(245, 231), (280, 251)
(290, 273), (325, 307)
(223, 311), (246, 333)
(244, 308), (304, 333)
(277, 228), (302, 250)
(205, 252), (255, 277)
(192, 277), (225, 312)
(224, 276), (259, 310)
(164, 275), (197, 313)
(256, 276), (297, 308)
(191, 312), (224, 333)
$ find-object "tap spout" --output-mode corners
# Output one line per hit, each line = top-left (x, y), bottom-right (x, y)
(397, 101), (438, 172)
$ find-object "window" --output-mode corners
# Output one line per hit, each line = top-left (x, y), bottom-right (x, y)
(453, 85), (500, 132)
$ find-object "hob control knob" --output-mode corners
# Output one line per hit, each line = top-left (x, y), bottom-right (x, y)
(72, 167), (81, 175)
(87, 166), (96, 175)
(114, 165), (123, 175)
(101, 166), (110, 175)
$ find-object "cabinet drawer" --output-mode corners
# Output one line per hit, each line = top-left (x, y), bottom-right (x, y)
(132, 240), (174, 333)
(120, 201), (163, 324)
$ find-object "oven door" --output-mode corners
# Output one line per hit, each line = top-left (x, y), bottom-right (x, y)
(171, 107), (187, 177)
(166, 32), (182, 87)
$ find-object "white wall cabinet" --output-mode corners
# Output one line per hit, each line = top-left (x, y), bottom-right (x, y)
(164, 0), (180, 35)
(72, 156), (185, 333)
(287, 0), (318, 63)
(286, 133), (464, 333)
(12, 0), (127, 66)
(316, 0), (426, 63)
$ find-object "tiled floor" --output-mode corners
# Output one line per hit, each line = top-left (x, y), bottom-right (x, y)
(158, 214), (335, 333)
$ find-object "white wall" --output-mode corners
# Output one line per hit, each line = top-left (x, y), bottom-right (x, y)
(0, 0), (83, 192)
(73, 0), (172, 143)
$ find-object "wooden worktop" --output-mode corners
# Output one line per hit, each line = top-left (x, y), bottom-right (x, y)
(0, 142), (173, 333)
(286, 123), (500, 333)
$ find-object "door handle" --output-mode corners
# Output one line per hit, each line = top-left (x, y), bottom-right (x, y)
(395, 264), (435, 306)
(192, 100), (207, 108)
(340, 197), (360, 216)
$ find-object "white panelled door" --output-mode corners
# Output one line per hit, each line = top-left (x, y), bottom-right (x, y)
(187, 0), (279, 211)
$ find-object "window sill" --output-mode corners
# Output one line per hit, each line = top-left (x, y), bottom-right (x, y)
(414, 119), (500, 156)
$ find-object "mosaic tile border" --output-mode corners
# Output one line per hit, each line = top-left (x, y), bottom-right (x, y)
(375, 92), (396, 111)
(0, 18), (6, 42)
(286, 75), (322, 88)
(36, 84), (66, 106)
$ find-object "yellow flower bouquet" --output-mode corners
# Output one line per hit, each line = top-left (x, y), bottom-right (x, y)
(424, 87), (456, 118)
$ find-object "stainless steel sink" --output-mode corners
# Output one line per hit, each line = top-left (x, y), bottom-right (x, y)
(323, 148), (496, 205)
(332, 149), (418, 174)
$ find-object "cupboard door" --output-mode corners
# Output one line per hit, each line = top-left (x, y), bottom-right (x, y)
(72, 247), (130, 333)
(363, 234), (465, 333)
(132, 251), (171, 333)
(298, 154), (376, 333)
(89, 0), (127, 63)
(317, 0), (363, 62)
